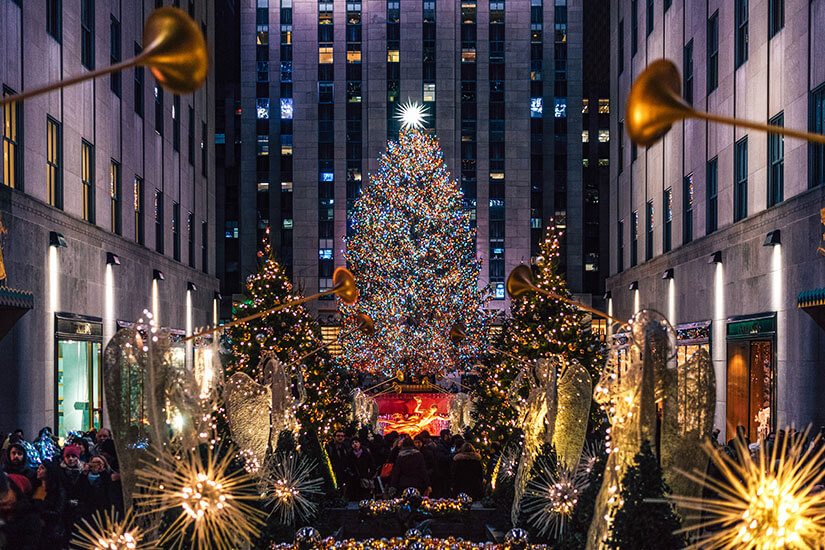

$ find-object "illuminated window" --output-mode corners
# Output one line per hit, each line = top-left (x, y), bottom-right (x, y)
(387, 50), (400, 62)
(46, 116), (62, 208)
(582, 130), (589, 143)
(283, 218), (293, 229)
(582, 158), (589, 167)
(423, 83), (436, 102)
(257, 25), (268, 45)
(225, 221), (239, 238)
(81, 141), (94, 223)
(554, 98), (566, 118)
(321, 172), (334, 182)
(280, 98), (293, 119)
(598, 129), (609, 142)
(347, 49), (361, 63)
(257, 135), (269, 156)
(281, 181), (293, 192)
(319, 46), (333, 64)
(461, 49), (476, 62)
(111, 160), (122, 235)
(319, 248), (333, 260)
(256, 98), (270, 119)
(582, 98), (589, 113)
(598, 159), (609, 166)
(598, 99), (609, 113)
(2, 88), (21, 189)
(257, 182), (269, 191)
(531, 97), (543, 117)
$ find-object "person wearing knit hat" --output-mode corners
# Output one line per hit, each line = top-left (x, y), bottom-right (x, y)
(0, 472), (40, 549)
(60, 444), (85, 545)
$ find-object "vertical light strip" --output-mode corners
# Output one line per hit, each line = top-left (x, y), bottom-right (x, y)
(152, 279), (160, 327)
(713, 261), (725, 430)
(771, 244), (783, 426)
(633, 288), (640, 315)
(667, 277), (675, 327)
(607, 296), (614, 337)
(104, 264), (115, 342)
(213, 297), (219, 326)
(49, 246), (59, 313)
(185, 289), (193, 369)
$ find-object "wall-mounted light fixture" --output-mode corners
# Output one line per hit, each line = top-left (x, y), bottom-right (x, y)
(603, 291), (611, 300)
(49, 231), (67, 248)
(764, 229), (781, 246)
(153, 269), (165, 281)
(708, 251), (722, 264)
(662, 268), (674, 279)
(106, 252), (121, 266)
(214, 291), (222, 301)
(187, 281), (198, 292)
(628, 281), (639, 291)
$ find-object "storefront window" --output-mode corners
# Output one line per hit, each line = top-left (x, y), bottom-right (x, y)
(57, 340), (102, 438)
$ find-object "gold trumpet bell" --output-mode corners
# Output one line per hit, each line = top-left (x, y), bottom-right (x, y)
(332, 267), (358, 305)
(626, 59), (694, 147)
(506, 264), (538, 299)
(355, 313), (375, 335)
(449, 322), (466, 345)
(141, 7), (208, 95)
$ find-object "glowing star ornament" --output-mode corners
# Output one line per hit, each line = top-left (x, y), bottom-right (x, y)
(672, 430), (825, 550)
(260, 452), (324, 525)
(134, 446), (264, 550)
(395, 99), (429, 130)
(71, 509), (152, 550)
(522, 460), (589, 539)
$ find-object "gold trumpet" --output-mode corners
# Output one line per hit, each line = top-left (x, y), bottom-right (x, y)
(183, 266), (358, 342)
(0, 7), (207, 107)
(627, 59), (825, 146)
(507, 264), (628, 327)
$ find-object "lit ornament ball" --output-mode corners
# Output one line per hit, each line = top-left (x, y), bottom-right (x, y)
(403, 487), (423, 509)
(294, 526), (321, 550)
(457, 493), (471, 506)
(405, 528), (423, 541)
(407, 543), (426, 550)
(505, 528), (529, 550)
(255, 333), (266, 342)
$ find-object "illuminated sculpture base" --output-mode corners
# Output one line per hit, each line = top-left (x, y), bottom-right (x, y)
(374, 393), (454, 436)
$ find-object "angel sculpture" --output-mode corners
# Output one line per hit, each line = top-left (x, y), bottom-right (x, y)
(225, 353), (306, 472)
(351, 388), (379, 432)
(586, 309), (715, 549)
(449, 392), (475, 435)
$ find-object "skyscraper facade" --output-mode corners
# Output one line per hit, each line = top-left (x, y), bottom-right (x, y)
(217, 0), (610, 319)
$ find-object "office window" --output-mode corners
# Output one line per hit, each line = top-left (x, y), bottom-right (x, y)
(155, 189), (164, 253)
(201, 121), (207, 176)
(646, 0), (653, 36)
(645, 200), (653, 260)
(81, 0), (94, 69)
(663, 188), (672, 252)
(769, 0), (784, 38)
(2, 88), (22, 190)
(110, 160), (121, 235)
(47, 0), (62, 41)
(617, 219), (624, 272)
(188, 106), (194, 165)
(617, 19), (624, 76)
(423, 82), (436, 102)
(735, 0), (748, 68)
(683, 173), (693, 243)
(110, 16), (121, 95)
(598, 99), (609, 114)
(734, 137), (748, 222)
(706, 157), (718, 234)
(630, 0), (637, 56)
(768, 113), (784, 207)
(134, 44), (144, 116)
(707, 11), (718, 94)
(172, 95), (180, 151)
(187, 212), (195, 267)
(630, 211), (638, 267)
(134, 176), (144, 245)
(581, 130), (589, 143)
(811, 83), (825, 188)
(683, 40), (694, 106)
(47, 117), (62, 209)
(172, 202), (180, 261)
(201, 220), (208, 273)
(81, 141), (95, 223)
(154, 84), (163, 135)
(598, 129), (609, 142)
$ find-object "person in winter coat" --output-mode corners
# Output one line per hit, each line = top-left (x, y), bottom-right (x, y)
(326, 430), (351, 490)
(59, 445), (85, 543)
(347, 438), (377, 501)
(78, 455), (122, 523)
(451, 443), (484, 499)
(0, 472), (40, 550)
(390, 437), (431, 495)
(5, 444), (36, 488)
(31, 461), (66, 549)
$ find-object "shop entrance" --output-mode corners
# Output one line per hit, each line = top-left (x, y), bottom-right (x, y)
(55, 314), (103, 439)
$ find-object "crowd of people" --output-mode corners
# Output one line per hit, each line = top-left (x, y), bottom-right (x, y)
(326, 428), (484, 502)
(0, 428), (123, 550)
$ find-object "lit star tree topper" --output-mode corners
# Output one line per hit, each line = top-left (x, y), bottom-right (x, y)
(339, 121), (491, 376)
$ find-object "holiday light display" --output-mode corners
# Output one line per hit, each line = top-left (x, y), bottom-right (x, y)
(269, 536), (551, 550)
(72, 509), (151, 550)
(358, 495), (473, 517)
(134, 446), (264, 550)
(224, 228), (352, 437)
(339, 125), (491, 376)
(260, 452), (324, 525)
(672, 431), (825, 549)
(522, 460), (588, 539)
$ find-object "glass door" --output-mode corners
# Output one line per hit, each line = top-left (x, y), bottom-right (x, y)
(725, 339), (773, 443)
(57, 340), (102, 438)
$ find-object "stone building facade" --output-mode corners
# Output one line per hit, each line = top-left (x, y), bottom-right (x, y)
(609, 0), (825, 437)
(0, 0), (218, 438)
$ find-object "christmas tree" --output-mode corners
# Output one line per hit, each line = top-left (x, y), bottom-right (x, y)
(224, 228), (353, 438)
(469, 223), (605, 462)
(607, 440), (685, 549)
(339, 116), (490, 376)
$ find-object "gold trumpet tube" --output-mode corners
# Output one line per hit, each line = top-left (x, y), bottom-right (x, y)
(626, 59), (825, 146)
(0, 7), (207, 108)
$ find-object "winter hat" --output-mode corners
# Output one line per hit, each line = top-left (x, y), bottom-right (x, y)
(8, 442), (26, 456)
(63, 445), (81, 458)
(6, 473), (31, 495)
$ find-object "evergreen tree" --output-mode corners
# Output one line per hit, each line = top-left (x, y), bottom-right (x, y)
(339, 125), (491, 376)
(607, 440), (686, 550)
(224, 229), (352, 438)
(469, 223), (606, 462)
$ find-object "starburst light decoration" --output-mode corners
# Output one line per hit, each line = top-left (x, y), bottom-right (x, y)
(72, 508), (152, 550)
(134, 446), (264, 550)
(672, 430), (825, 549)
(522, 459), (589, 539)
(395, 99), (429, 130)
(260, 452), (324, 525)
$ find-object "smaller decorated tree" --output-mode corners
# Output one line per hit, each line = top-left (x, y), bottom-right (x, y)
(607, 440), (685, 550)
(224, 229), (353, 438)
